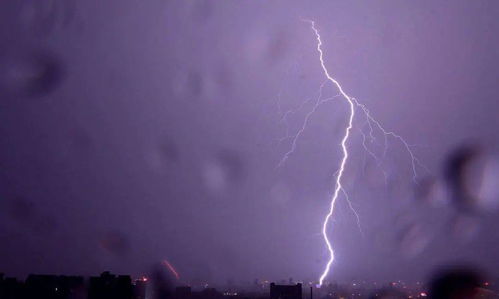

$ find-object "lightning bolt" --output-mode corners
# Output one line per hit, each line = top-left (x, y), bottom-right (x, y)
(276, 20), (427, 286)
(307, 19), (428, 286)
(306, 20), (356, 287)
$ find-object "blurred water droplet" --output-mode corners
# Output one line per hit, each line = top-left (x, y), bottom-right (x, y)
(68, 128), (93, 150)
(398, 223), (431, 258)
(190, 0), (213, 23)
(245, 28), (290, 67)
(389, 178), (412, 204)
(5, 197), (58, 234)
(19, 0), (57, 35)
(7, 197), (36, 224)
(445, 145), (499, 212)
(0, 50), (64, 98)
(477, 156), (499, 208)
(393, 213), (415, 229)
(203, 161), (227, 194)
(99, 231), (129, 256)
(61, 127), (94, 159)
(202, 150), (245, 194)
(414, 177), (449, 206)
(186, 71), (203, 97)
(215, 63), (234, 95)
(18, 0), (75, 35)
(270, 181), (291, 205)
(450, 214), (480, 243)
(373, 230), (395, 254)
(217, 150), (245, 180)
(145, 140), (179, 172)
(33, 215), (58, 235)
(172, 70), (216, 100)
(266, 31), (290, 64)
(244, 31), (265, 64)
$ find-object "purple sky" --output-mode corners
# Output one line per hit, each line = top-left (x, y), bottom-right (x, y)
(0, 0), (498, 284)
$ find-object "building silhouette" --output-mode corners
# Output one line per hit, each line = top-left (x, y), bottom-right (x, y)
(0, 275), (23, 299)
(88, 271), (133, 299)
(133, 279), (147, 299)
(196, 288), (222, 299)
(270, 283), (302, 299)
(172, 286), (225, 299)
(25, 274), (85, 299)
(174, 286), (192, 299)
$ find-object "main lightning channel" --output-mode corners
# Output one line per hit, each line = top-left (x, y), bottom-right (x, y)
(304, 20), (356, 287)
(275, 19), (425, 286)
(303, 20), (427, 286)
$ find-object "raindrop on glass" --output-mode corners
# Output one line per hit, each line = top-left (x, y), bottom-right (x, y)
(202, 149), (245, 194)
(99, 231), (130, 256)
(450, 214), (480, 243)
(270, 181), (291, 205)
(0, 50), (64, 98)
(18, 0), (75, 35)
(145, 140), (179, 172)
(445, 145), (499, 212)
(398, 223), (431, 258)
(414, 177), (449, 206)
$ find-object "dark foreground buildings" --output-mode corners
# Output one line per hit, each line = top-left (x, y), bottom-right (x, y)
(270, 283), (302, 299)
(172, 286), (223, 299)
(0, 272), (232, 299)
(89, 271), (134, 299)
(1, 272), (309, 299)
(1, 274), (85, 299)
(0, 272), (144, 299)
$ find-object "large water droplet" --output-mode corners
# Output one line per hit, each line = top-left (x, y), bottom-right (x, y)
(373, 230), (395, 254)
(270, 181), (291, 205)
(445, 145), (499, 212)
(244, 27), (290, 67)
(0, 50), (64, 98)
(171, 70), (217, 100)
(414, 177), (449, 207)
(145, 140), (180, 173)
(398, 223), (431, 258)
(18, 0), (75, 35)
(202, 150), (245, 194)
(99, 231), (130, 256)
(450, 214), (480, 243)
